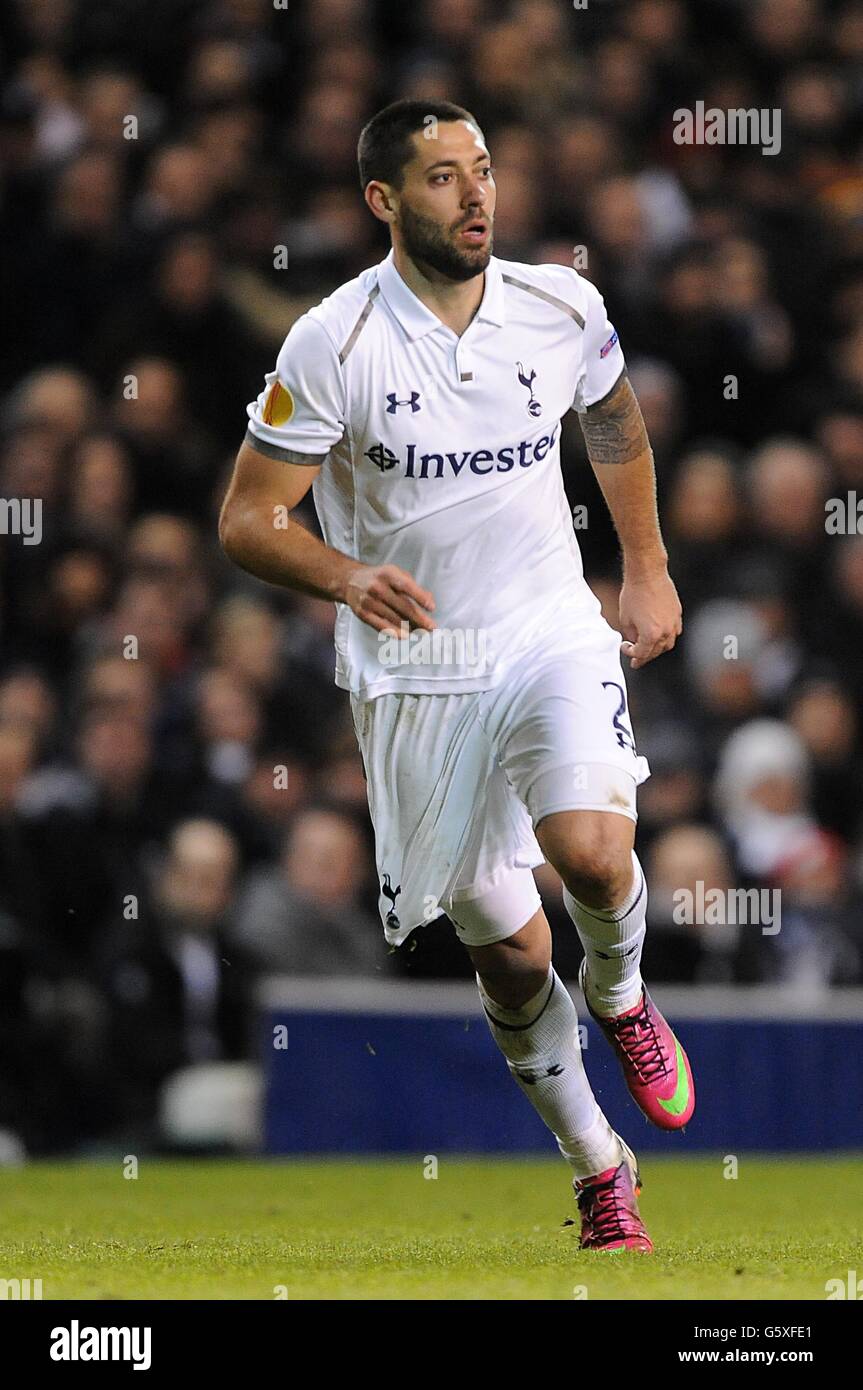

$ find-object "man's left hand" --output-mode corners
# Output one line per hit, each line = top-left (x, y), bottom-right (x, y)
(619, 567), (682, 670)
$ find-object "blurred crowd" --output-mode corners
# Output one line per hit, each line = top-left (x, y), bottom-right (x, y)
(1, 0), (863, 1152)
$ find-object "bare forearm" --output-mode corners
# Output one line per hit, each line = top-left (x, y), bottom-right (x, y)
(590, 446), (668, 576)
(579, 371), (668, 575)
(219, 498), (356, 602)
(219, 441), (437, 634)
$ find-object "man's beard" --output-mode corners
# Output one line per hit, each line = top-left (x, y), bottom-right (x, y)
(397, 200), (492, 282)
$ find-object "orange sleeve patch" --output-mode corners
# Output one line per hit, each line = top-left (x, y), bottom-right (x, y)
(262, 381), (295, 427)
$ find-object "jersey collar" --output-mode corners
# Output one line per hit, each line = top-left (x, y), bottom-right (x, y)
(377, 250), (505, 341)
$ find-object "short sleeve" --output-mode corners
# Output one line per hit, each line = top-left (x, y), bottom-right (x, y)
(246, 315), (346, 460)
(572, 278), (627, 412)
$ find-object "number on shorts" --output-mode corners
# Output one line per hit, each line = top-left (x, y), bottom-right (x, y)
(602, 680), (636, 753)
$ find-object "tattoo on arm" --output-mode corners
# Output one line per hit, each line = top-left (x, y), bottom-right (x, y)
(578, 370), (652, 466)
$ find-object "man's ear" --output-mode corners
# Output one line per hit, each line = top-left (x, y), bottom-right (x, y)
(365, 180), (397, 224)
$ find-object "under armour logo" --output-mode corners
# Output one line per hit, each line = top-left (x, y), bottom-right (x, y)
(516, 362), (542, 417)
(381, 872), (402, 929)
(513, 1062), (565, 1085)
(386, 391), (421, 414)
(365, 442), (398, 471)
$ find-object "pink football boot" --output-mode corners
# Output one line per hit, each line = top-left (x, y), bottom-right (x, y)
(573, 1135), (653, 1252)
(580, 960), (695, 1130)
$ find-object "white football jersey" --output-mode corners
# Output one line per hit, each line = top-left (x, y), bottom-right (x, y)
(246, 250), (626, 698)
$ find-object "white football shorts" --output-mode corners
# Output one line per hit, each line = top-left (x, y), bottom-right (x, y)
(350, 616), (650, 949)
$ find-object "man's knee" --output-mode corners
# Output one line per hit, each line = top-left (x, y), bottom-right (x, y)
(537, 812), (634, 909)
(563, 846), (632, 907)
(467, 910), (551, 1010)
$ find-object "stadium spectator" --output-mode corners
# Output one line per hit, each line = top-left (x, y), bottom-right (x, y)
(642, 823), (742, 983)
(101, 817), (252, 1144)
(229, 804), (383, 976)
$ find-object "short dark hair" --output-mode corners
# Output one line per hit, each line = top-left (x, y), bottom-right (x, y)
(357, 99), (481, 191)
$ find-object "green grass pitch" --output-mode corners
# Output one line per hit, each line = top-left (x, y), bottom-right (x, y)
(1, 1156), (859, 1300)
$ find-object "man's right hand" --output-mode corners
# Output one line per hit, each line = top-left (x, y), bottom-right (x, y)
(344, 564), (437, 636)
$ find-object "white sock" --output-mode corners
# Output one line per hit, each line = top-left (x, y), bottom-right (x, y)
(477, 966), (622, 1178)
(563, 850), (647, 1017)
